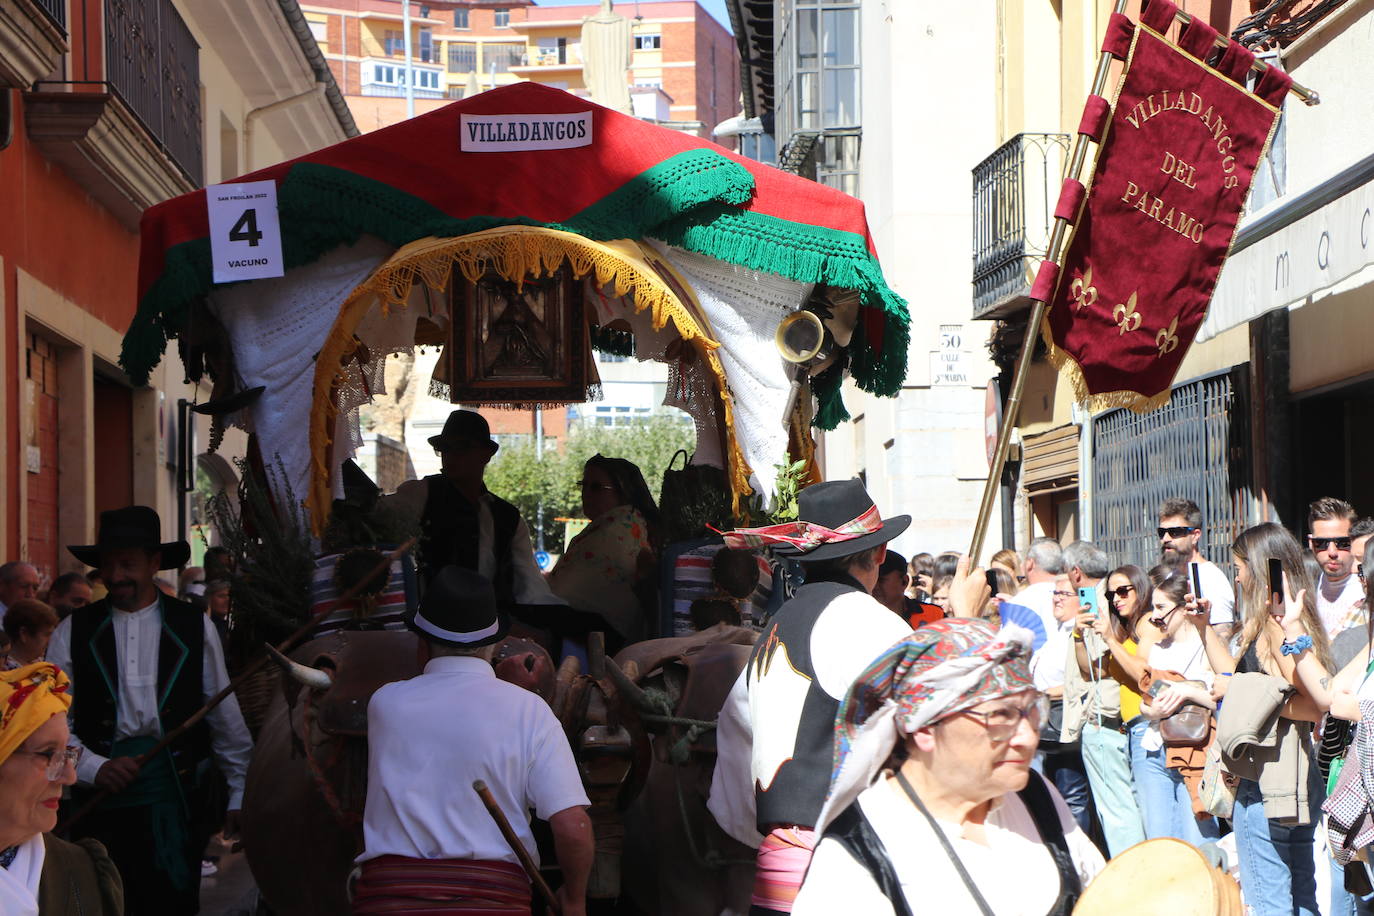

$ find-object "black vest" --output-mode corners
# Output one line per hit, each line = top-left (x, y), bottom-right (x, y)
(820, 771), (1081, 916)
(68, 596), (211, 785)
(419, 475), (522, 604)
(747, 578), (860, 831)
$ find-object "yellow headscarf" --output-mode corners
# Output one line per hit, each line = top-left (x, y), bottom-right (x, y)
(0, 662), (72, 766)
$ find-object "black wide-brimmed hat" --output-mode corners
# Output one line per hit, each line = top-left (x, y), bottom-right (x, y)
(67, 506), (191, 570)
(408, 565), (510, 648)
(772, 479), (910, 562)
(428, 409), (499, 454)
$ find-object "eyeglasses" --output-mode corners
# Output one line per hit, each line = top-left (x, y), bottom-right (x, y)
(1108, 585), (1136, 599)
(952, 694), (1050, 742)
(1309, 536), (1353, 552)
(579, 480), (617, 492)
(1149, 606), (1181, 628)
(1158, 526), (1196, 539)
(14, 745), (82, 780)
(1052, 590), (1076, 599)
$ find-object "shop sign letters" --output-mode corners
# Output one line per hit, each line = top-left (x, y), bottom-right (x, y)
(460, 112), (594, 152)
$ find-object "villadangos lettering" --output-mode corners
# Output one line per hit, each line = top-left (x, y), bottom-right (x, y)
(460, 112), (594, 152)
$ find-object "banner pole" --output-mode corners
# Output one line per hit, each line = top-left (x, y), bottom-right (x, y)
(967, 0), (1128, 566)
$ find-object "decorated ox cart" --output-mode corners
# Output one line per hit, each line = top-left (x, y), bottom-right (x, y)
(126, 82), (909, 914)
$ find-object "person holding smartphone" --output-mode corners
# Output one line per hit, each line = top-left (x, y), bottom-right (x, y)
(1207, 524), (1332, 916)
(1157, 498), (1237, 639)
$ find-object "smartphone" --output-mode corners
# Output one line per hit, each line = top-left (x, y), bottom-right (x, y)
(1077, 587), (1098, 617)
(1268, 557), (1285, 605)
(1189, 561), (1204, 600)
(985, 570), (999, 594)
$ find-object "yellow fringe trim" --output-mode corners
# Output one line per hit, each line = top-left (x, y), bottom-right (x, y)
(307, 225), (755, 531)
(1039, 312), (1174, 415)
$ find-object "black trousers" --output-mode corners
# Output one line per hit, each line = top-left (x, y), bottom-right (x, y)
(71, 803), (201, 916)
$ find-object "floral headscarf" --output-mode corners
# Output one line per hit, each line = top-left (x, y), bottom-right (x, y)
(0, 662), (71, 767)
(815, 619), (1034, 832)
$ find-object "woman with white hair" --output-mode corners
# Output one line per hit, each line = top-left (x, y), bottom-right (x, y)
(794, 619), (1103, 915)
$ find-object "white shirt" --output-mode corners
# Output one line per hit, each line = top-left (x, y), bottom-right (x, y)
(1193, 560), (1237, 626)
(46, 598), (254, 808)
(707, 588), (911, 846)
(359, 655), (589, 865)
(1019, 581), (1066, 691)
(389, 481), (563, 605)
(1317, 572), (1366, 637)
(794, 775), (1104, 916)
(0, 833), (44, 916)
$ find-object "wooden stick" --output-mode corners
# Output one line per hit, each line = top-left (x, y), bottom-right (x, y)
(60, 537), (417, 832)
(473, 779), (562, 914)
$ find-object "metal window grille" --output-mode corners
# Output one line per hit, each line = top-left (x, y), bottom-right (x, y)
(483, 42), (524, 72)
(104, 0), (202, 186)
(448, 42), (477, 72)
(971, 132), (1070, 317)
(34, 0), (66, 30)
(1092, 368), (1252, 574)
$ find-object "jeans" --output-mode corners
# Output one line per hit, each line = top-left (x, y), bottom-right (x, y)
(1232, 777), (1319, 916)
(1328, 854), (1374, 916)
(1128, 718), (1220, 846)
(1034, 745), (1093, 835)
(1081, 722), (1146, 856)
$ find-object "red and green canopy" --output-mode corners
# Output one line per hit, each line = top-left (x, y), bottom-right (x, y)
(129, 82), (908, 425)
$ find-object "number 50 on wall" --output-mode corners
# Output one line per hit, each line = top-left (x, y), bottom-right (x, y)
(207, 180), (286, 284)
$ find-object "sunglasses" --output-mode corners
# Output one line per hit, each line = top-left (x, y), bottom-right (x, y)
(1108, 585), (1135, 599)
(1149, 606), (1182, 628)
(1157, 526), (1196, 539)
(1309, 536), (1352, 552)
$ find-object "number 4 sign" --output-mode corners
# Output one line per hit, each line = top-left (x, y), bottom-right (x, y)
(207, 180), (285, 283)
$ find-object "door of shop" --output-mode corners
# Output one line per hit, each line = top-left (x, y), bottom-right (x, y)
(1092, 367), (1252, 571)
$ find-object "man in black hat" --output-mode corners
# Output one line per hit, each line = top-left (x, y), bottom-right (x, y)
(707, 479), (987, 916)
(389, 409), (560, 608)
(46, 505), (253, 915)
(355, 565), (592, 915)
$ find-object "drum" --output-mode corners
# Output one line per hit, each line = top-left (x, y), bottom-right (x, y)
(1073, 838), (1242, 916)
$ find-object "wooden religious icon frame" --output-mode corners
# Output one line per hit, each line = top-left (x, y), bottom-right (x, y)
(446, 263), (589, 404)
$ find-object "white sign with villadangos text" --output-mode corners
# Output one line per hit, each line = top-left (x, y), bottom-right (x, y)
(460, 112), (594, 152)
(207, 180), (285, 284)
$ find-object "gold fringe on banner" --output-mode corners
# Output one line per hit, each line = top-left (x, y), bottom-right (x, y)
(307, 225), (754, 532)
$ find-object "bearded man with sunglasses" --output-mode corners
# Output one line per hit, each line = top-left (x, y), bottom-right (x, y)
(792, 620), (1104, 916)
(1156, 498), (1236, 640)
(1308, 496), (1366, 637)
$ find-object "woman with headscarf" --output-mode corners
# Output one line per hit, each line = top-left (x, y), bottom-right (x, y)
(0, 663), (122, 915)
(547, 454), (662, 646)
(793, 619), (1103, 916)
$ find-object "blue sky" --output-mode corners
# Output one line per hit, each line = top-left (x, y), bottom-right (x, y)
(532, 0), (733, 34)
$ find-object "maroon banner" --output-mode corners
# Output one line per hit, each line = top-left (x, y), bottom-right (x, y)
(1044, 24), (1285, 410)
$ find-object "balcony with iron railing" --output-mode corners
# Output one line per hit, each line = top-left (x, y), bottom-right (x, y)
(0, 0), (69, 89)
(22, 0), (202, 229)
(104, 0), (203, 186)
(971, 132), (1070, 320)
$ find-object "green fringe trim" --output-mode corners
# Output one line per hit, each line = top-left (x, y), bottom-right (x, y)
(810, 358), (850, 430)
(649, 205), (910, 399)
(121, 149), (755, 385)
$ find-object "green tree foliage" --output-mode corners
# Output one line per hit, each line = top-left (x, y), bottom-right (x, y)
(484, 415), (695, 549)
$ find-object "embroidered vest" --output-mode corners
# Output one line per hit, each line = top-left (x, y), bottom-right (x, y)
(747, 579), (857, 831)
(419, 475), (521, 604)
(68, 597), (211, 783)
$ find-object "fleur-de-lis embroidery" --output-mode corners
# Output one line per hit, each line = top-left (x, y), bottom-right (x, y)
(1156, 316), (1180, 356)
(1069, 268), (1098, 312)
(1113, 292), (1141, 335)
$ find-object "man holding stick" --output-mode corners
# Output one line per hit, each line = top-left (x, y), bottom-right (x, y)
(354, 565), (592, 915)
(47, 506), (253, 915)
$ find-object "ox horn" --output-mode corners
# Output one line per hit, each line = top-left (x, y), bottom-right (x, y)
(265, 644), (334, 690)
